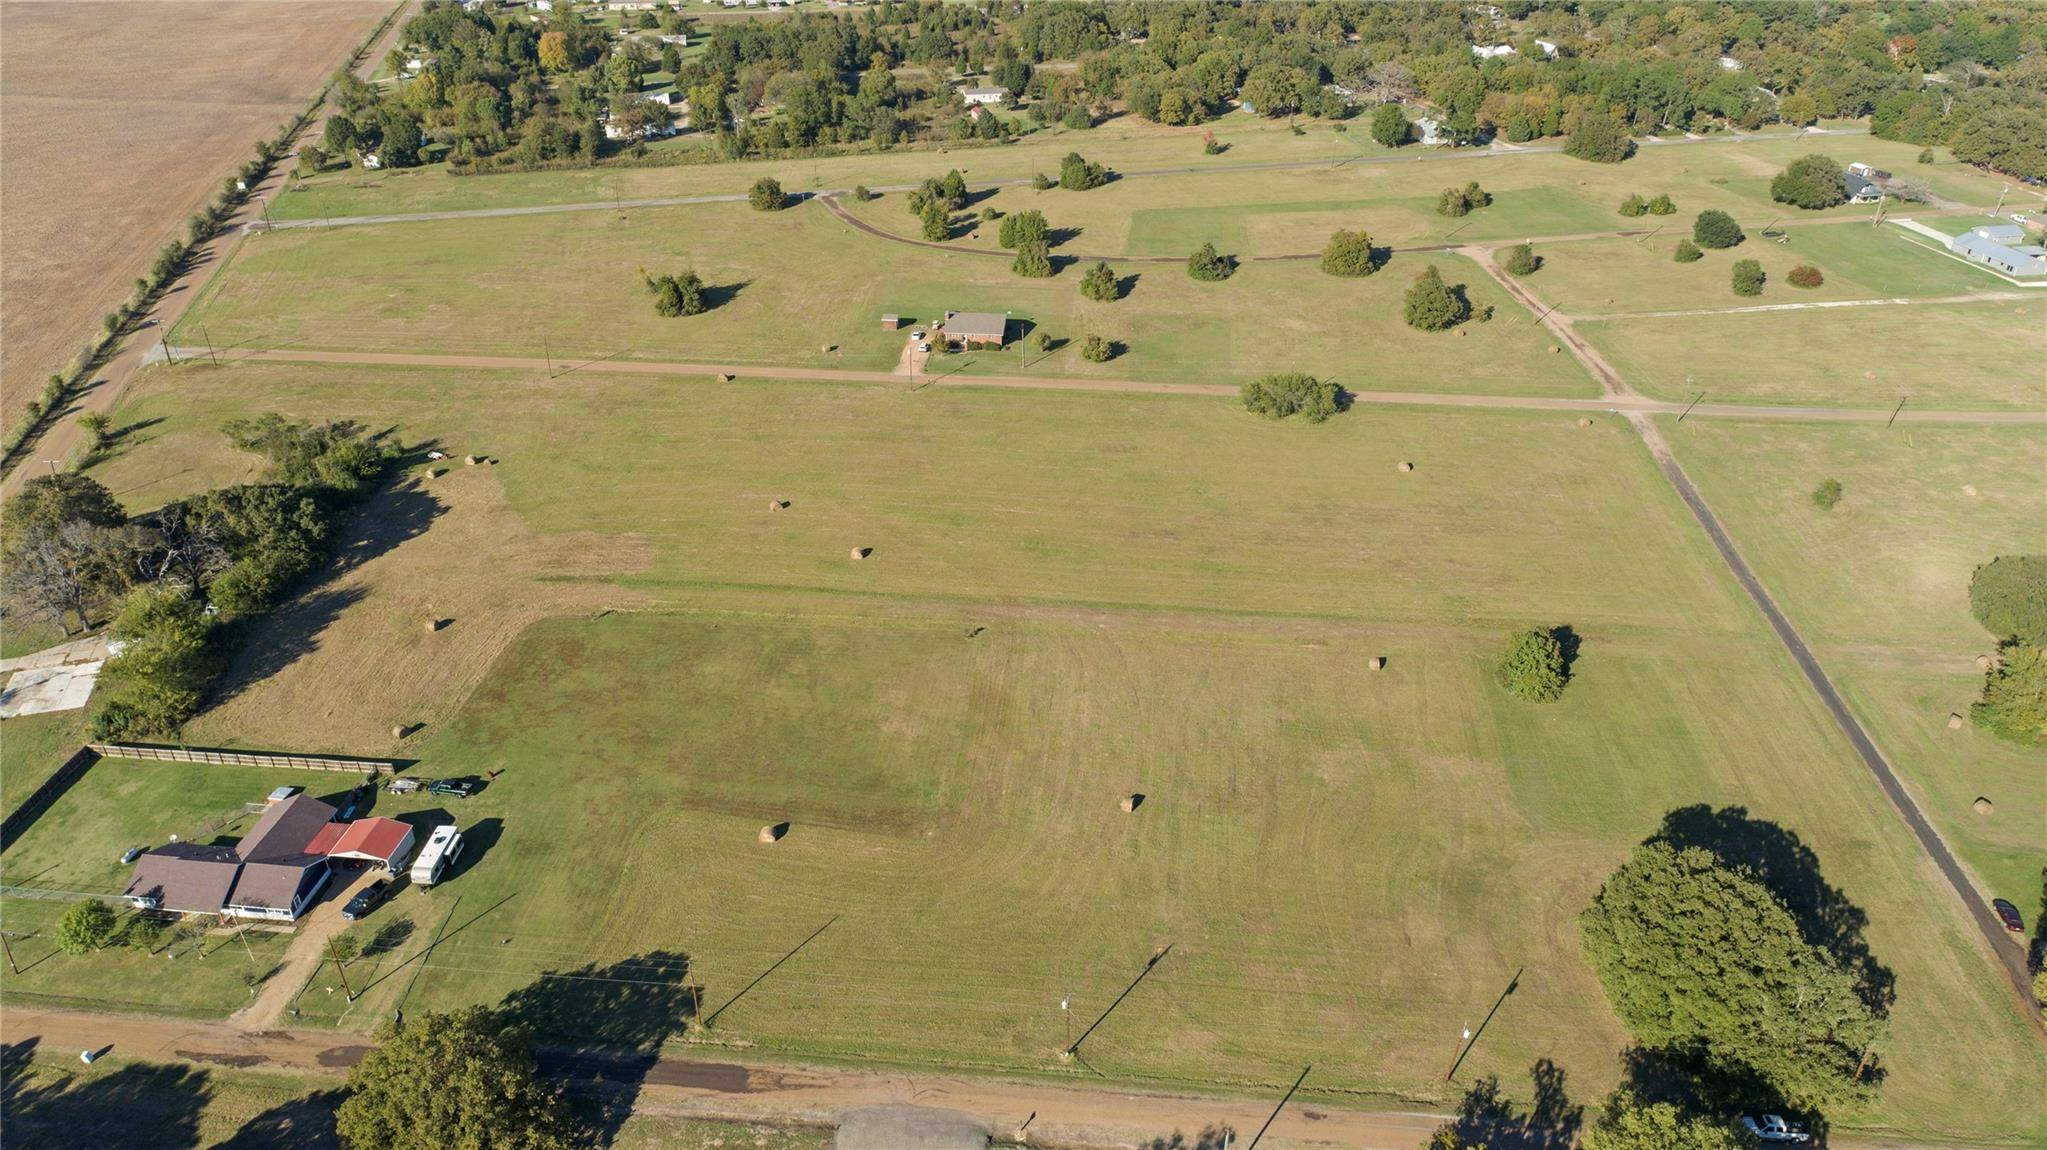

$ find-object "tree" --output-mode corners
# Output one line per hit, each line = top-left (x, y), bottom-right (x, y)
(2, 520), (140, 636)
(1080, 261), (1119, 301)
(537, 30), (570, 73)
(1673, 239), (1703, 263)
(56, 901), (117, 955)
(1319, 229), (1380, 277)
(1970, 555), (2047, 645)
(1012, 240), (1053, 278)
(920, 198), (951, 241)
(1370, 102), (1410, 147)
(1580, 841), (1887, 1109)
(1973, 642), (2047, 746)
(1582, 1092), (1746, 1150)
(2, 473), (126, 554)
(1771, 153), (1848, 210)
(1058, 151), (1108, 190)
(938, 169), (967, 207)
(1186, 242), (1235, 282)
(1079, 334), (1115, 362)
(1647, 193), (1676, 215)
(1787, 265), (1823, 288)
(1241, 373), (1340, 423)
(1438, 182), (1489, 217)
(1811, 478), (1843, 510)
(1496, 627), (1567, 701)
(1403, 265), (1467, 331)
(1501, 242), (1540, 275)
(1731, 258), (1765, 296)
(998, 209), (1048, 249)
(1564, 109), (1634, 163)
(1917, 147), (1935, 164)
(1063, 106), (1092, 130)
(1692, 210), (1743, 249)
(644, 269), (706, 316)
(336, 1007), (576, 1150)
(1618, 193), (1647, 217)
(93, 583), (218, 738)
(748, 176), (785, 211)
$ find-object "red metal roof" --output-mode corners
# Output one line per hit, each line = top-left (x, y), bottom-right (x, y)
(330, 817), (413, 862)
(304, 823), (347, 855)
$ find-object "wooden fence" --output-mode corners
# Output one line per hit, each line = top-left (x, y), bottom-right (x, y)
(88, 743), (394, 775)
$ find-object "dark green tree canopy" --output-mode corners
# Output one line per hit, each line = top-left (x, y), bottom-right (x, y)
(1582, 1092), (1747, 1150)
(1730, 258), (1765, 296)
(1369, 102), (1410, 147)
(1319, 229), (1380, 277)
(2, 473), (126, 552)
(998, 209), (1049, 249)
(1972, 642), (2046, 746)
(748, 176), (786, 211)
(1011, 240), (1053, 278)
(1501, 242), (1540, 276)
(1241, 373), (1340, 423)
(1673, 239), (1703, 263)
(1058, 151), (1108, 190)
(337, 1007), (576, 1150)
(1564, 110), (1635, 163)
(1403, 265), (1468, 331)
(1771, 153), (1848, 210)
(645, 269), (706, 316)
(1187, 242), (1235, 281)
(1969, 555), (2047, 645)
(1691, 210), (1743, 249)
(1497, 627), (1568, 701)
(1079, 260), (1119, 301)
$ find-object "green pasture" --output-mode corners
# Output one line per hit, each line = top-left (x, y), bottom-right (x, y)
(174, 202), (1594, 397)
(1580, 299), (2044, 410)
(1657, 417), (2047, 906)
(1, 710), (88, 819)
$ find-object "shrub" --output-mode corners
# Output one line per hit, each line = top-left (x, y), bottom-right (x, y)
(1917, 147), (1935, 164)
(1031, 172), (1055, 190)
(1972, 642), (2046, 747)
(1203, 135), (1226, 155)
(998, 209), (1048, 249)
(1011, 240), (1053, 278)
(1403, 265), (1468, 331)
(1970, 555), (2047, 644)
(1319, 229), (1380, 277)
(748, 176), (786, 211)
(1369, 102), (1409, 147)
(1618, 193), (1647, 218)
(1731, 258), (1765, 296)
(94, 583), (219, 739)
(1771, 153), (1847, 210)
(1564, 109), (1635, 163)
(1647, 193), (1676, 215)
(1187, 242), (1235, 282)
(1501, 242), (1540, 275)
(1497, 627), (1568, 701)
(1787, 264), (1823, 288)
(1079, 333), (1116, 362)
(851, 185), (873, 202)
(979, 206), (999, 222)
(1241, 372), (1340, 423)
(1058, 151), (1108, 190)
(1811, 478), (1842, 510)
(57, 901), (117, 955)
(1079, 261), (1119, 301)
(1692, 210), (1743, 249)
(1437, 181), (1489, 217)
(644, 269), (706, 316)
(1063, 107), (1092, 130)
(1673, 239), (1703, 263)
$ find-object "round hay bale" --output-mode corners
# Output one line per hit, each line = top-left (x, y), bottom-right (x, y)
(1947, 712), (1965, 730)
(1367, 656), (1385, 671)
(464, 455), (481, 466)
(850, 546), (871, 560)
(1976, 654), (1994, 670)
(1962, 485), (1978, 497)
(1120, 793), (1144, 812)
(1972, 796), (1994, 815)
(1549, 346), (1562, 354)
(758, 823), (785, 843)
(1397, 461), (1414, 472)
(1577, 417), (1594, 427)
(769, 499), (787, 512)
(821, 344), (835, 353)
(1456, 328), (1469, 337)
(717, 372), (734, 383)
(1862, 371), (1876, 380)
(392, 724), (407, 739)
(424, 618), (442, 633)
(426, 467), (445, 479)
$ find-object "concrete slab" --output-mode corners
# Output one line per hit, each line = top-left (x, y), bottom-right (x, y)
(0, 660), (104, 717)
(834, 1105), (989, 1150)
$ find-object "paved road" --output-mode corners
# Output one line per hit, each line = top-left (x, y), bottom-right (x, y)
(0, 0), (418, 499)
(0, 1007), (1978, 1150)
(165, 344), (2045, 425)
(255, 125), (1874, 233)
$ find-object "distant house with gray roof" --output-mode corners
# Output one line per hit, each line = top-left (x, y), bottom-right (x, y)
(1948, 225), (2046, 277)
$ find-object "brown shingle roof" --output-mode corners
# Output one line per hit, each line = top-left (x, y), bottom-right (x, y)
(240, 794), (337, 863)
(225, 861), (324, 912)
(124, 844), (241, 914)
(943, 311), (1007, 342)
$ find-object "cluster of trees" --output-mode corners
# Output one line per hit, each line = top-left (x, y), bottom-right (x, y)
(1968, 555), (2047, 746)
(1058, 151), (1110, 190)
(644, 268), (707, 316)
(1771, 153), (1849, 209)
(1, 419), (395, 739)
(1241, 372), (1341, 423)
(1404, 265), (1469, 331)
(1319, 228), (1381, 277)
(1618, 192), (1677, 217)
(1187, 242), (1235, 282)
(1436, 181), (1491, 217)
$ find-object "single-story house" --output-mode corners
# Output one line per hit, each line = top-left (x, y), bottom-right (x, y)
(361, 152), (382, 170)
(659, 33), (688, 45)
(1533, 38), (1559, 58)
(942, 311), (1007, 348)
(1718, 55), (1745, 70)
(1950, 227), (2047, 277)
(1843, 169), (1882, 203)
(125, 793), (338, 921)
(961, 87), (1008, 107)
(1415, 117), (1449, 147)
(1471, 43), (1515, 60)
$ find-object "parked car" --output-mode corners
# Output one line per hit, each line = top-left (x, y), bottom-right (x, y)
(1992, 897), (2024, 934)
(342, 879), (390, 921)
(917, 342), (931, 353)
(910, 330), (925, 340)
(1740, 1115), (1810, 1144)
(121, 846), (144, 864)
(386, 777), (422, 794)
(428, 778), (477, 799)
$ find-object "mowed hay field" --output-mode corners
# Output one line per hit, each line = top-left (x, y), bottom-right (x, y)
(1659, 418), (2047, 907)
(54, 358), (2047, 1141)
(0, 0), (387, 437)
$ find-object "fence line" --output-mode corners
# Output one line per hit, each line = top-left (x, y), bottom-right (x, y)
(88, 744), (393, 774)
(0, 746), (100, 852)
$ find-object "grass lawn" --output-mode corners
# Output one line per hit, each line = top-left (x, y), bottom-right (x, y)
(1, 709), (89, 820)
(1656, 417), (2047, 907)
(48, 360), (2046, 1141)
(173, 202), (1594, 397)
(1579, 298), (2044, 409)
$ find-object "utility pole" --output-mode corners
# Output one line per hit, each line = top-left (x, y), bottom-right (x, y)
(329, 938), (356, 1001)
(1445, 1026), (1471, 1080)
(2, 932), (18, 975)
(1887, 395), (1909, 429)
(202, 326), (219, 367)
(1679, 389), (1706, 422)
(1991, 184), (2008, 219)
(160, 335), (175, 366)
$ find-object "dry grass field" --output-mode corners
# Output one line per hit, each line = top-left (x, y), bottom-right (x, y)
(0, 0), (384, 437)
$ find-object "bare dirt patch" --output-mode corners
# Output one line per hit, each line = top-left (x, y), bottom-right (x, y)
(188, 466), (653, 754)
(0, 0), (384, 435)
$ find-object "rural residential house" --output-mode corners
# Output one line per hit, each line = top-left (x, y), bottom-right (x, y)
(942, 311), (1008, 348)
(1949, 224), (2047, 277)
(1415, 117), (1449, 147)
(961, 87), (1008, 107)
(1470, 43), (1515, 59)
(127, 793), (338, 921)
(1844, 162), (1890, 203)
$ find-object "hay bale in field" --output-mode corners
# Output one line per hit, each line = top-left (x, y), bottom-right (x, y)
(769, 499), (788, 511)
(426, 467), (445, 479)
(1120, 793), (1144, 812)
(1976, 654), (1994, 670)
(1549, 346), (1562, 354)
(1577, 417), (1594, 427)
(716, 372), (734, 382)
(1368, 656), (1385, 670)
(392, 724), (407, 739)
(1398, 461), (1414, 472)
(822, 344), (835, 353)
(1948, 712), (1965, 730)
(464, 455), (482, 466)
(759, 822), (788, 843)
(1962, 485), (1978, 497)
(1972, 796), (1993, 815)
(850, 546), (871, 560)
(1863, 371), (1876, 380)
(425, 618), (445, 633)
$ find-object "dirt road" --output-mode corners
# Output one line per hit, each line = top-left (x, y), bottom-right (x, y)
(0, 1007), (1967, 1150)
(160, 344), (2046, 425)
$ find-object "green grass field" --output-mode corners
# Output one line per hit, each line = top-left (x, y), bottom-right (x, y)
(28, 358), (2044, 1142)
(1658, 417), (2047, 906)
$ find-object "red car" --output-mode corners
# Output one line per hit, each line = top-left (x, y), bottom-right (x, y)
(1992, 898), (2024, 934)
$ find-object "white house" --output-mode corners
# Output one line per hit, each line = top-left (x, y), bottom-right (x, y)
(961, 87), (1008, 107)
(1718, 55), (1745, 71)
(530, 0), (552, 9)
(1415, 117), (1449, 147)
(1471, 44), (1516, 60)
(361, 151), (382, 170)
(1533, 38), (1559, 58)
(659, 33), (688, 45)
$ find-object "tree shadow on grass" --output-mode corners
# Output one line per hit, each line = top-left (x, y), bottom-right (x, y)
(1449, 1059), (1582, 1150)
(1, 1038), (213, 1149)
(701, 279), (750, 311)
(497, 950), (696, 1147)
(214, 1088), (345, 1150)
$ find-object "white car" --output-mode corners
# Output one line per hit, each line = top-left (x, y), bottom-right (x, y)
(910, 330), (926, 340)
(1740, 1115), (1810, 1144)
(917, 343), (932, 353)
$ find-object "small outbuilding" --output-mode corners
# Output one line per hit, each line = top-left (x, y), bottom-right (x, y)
(880, 313), (901, 331)
(326, 817), (418, 874)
